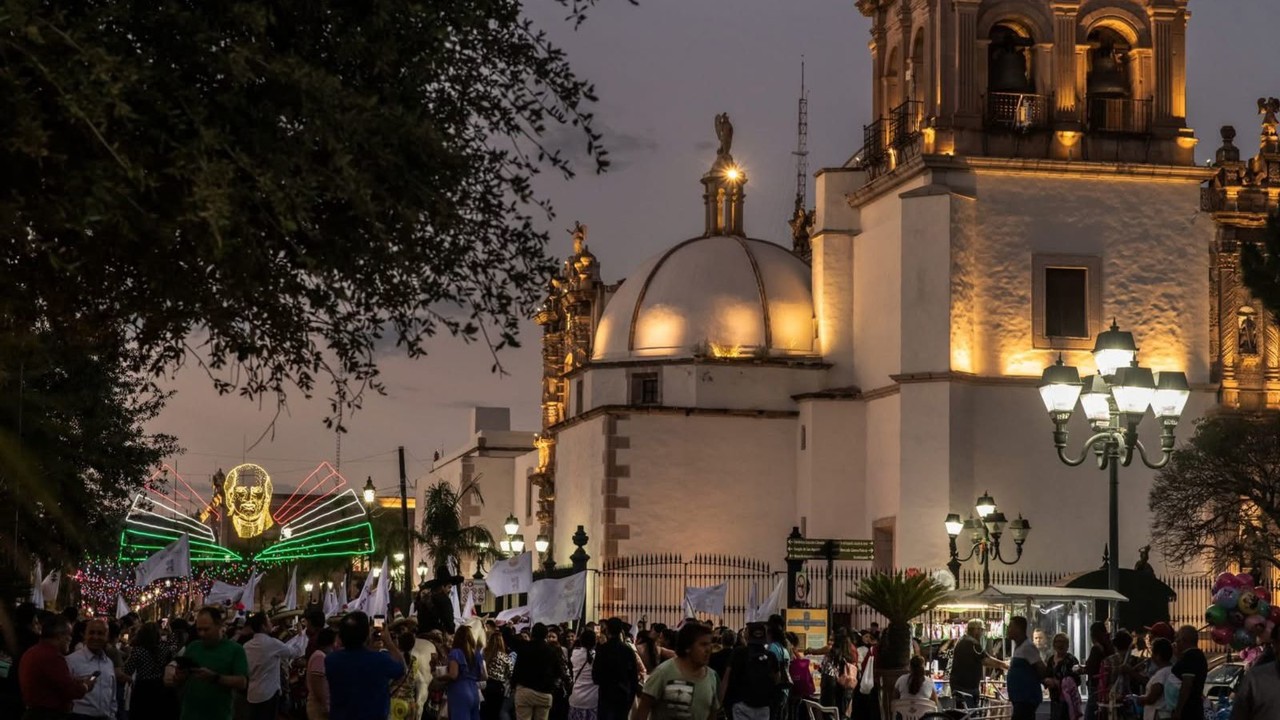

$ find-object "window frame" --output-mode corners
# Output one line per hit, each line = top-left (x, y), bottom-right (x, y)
(629, 371), (661, 407)
(1032, 254), (1103, 350)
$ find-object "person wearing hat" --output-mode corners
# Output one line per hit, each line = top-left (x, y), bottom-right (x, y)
(949, 619), (1008, 710)
(416, 566), (462, 636)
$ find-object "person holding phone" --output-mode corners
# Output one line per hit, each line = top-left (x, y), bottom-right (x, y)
(65, 618), (117, 718)
(20, 615), (95, 719)
(173, 606), (249, 720)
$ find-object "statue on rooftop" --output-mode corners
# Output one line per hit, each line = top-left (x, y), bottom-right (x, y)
(715, 113), (734, 157)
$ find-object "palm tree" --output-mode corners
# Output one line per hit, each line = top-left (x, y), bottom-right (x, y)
(415, 479), (496, 575)
(849, 569), (950, 667)
(849, 569), (950, 718)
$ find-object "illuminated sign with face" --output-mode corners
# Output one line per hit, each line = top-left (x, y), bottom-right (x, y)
(223, 463), (275, 539)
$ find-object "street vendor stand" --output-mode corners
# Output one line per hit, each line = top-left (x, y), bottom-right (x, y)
(921, 584), (1127, 712)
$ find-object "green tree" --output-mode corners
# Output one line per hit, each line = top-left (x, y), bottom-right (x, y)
(0, 1), (609, 422)
(0, 328), (177, 602)
(1148, 413), (1280, 572)
(416, 480), (496, 575)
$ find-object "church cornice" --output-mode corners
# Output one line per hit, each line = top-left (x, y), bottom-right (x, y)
(562, 356), (831, 381)
(547, 404), (800, 435)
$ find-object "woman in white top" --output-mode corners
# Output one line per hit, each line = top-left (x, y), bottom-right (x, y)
(568, 629), (599, 720)
(1137, 638), (1175, 720)
(894, 655), (938, 704)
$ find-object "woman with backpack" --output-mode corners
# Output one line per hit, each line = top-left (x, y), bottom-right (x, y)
(569, 630), (600, 720)
(819, 629), (857, 720)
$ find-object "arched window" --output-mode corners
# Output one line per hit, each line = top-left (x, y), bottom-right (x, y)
(883, 46), (901, 111)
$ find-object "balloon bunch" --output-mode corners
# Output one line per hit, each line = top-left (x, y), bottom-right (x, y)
(1205, 572), (1276, 650)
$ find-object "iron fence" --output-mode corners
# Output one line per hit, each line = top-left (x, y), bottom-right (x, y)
(985, 92), (1050, 130)
(585, 556), (1215, 632)
(1085, 96), (1153, 134)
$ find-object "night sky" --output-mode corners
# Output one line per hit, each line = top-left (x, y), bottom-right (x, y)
(149, 0), (1280, 492)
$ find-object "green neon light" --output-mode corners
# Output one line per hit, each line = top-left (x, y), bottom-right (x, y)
(123, 527), (232, 551)
(252, 521), (373, 557)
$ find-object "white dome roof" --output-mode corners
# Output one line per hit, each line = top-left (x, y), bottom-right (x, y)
(592, 235), (816, 361)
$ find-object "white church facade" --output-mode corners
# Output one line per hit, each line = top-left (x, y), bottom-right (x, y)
(432, 0), (1280, 595)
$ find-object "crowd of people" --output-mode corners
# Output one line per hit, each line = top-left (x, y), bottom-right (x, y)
(6, 595), (1280, 720)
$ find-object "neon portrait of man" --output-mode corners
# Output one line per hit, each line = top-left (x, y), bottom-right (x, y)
(223, 463), (275, 538)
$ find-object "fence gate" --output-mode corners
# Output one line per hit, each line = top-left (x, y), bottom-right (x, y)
(595, 553), (778, 628)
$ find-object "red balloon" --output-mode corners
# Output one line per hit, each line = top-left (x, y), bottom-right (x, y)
(1211, 625), (1234, 646)
(1215, 572), (1237, 592)
(1237, 573), (1256, 588)
(1255, 587), (1271, 604)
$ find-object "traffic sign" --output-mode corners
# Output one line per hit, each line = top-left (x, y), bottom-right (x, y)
(786, 537), (874, 561)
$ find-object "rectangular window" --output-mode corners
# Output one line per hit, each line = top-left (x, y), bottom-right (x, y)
(630, 372), (660, 406)
(574, 379), (584, 416)
(1044, 268), (1089, 338)
(1033, 255), (1102, 350)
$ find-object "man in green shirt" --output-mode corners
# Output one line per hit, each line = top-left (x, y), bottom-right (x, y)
(174, 606), (250, 720)
(633, 622), (719, 720)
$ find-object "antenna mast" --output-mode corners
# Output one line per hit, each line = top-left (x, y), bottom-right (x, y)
(789, 58), (813, 261)
(793, 58), (809, 210)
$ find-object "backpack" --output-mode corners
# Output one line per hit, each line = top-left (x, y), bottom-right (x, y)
(789, 657), (816, 698)
(738, 648), (778, 708)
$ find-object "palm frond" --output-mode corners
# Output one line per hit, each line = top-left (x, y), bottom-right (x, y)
(847, 571), (950, 623)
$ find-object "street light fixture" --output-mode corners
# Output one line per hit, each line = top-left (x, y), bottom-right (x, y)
(393, 552), (405, 564)
(510, 534), (526, 554)
(304, 582), (314, 593)
(362, 477), (377, 506)
(535, 534), (550, 553)
(499, 538), (512, 554)
(1038, 319), (1191, 620)
(417, 561), (428, 584)
(504, 515), (520, 536)
(944, 492), (1031, 588)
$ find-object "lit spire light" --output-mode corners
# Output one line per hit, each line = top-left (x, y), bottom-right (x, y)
(724, 165), (742, 182)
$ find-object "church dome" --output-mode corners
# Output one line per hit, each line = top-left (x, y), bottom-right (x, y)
(592, 235), (816, 361)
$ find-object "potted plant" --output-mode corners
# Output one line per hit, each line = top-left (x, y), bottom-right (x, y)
(848, 569), (950, 716)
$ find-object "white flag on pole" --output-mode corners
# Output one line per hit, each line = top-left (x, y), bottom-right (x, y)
(241, 572), (263, 612)
(682, 583), (728, 617)
(370, 557), (391, 618)
(753, 578), (785, 622)
(41, 568), (60, 608)
(134, 534), (191, 587)
(349, 572), (373, 613)
(283, 566), (298, 611)
(30, 559), (44, 609)
(528, 571), (587, 625)
(450, 585), (464, 625)
(204, 579), (244, 606)
(323, 587), (340, 616)
(485, 552), (534, 596)
(116, 594), (132, 619)
(460, 585), (476, 620)
(496, 605), (528, 623)
(746, 583), (760, 622)
(337, 575), (349, 608)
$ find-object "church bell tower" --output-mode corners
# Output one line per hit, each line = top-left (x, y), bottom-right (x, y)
(854, 0), (1196, 170)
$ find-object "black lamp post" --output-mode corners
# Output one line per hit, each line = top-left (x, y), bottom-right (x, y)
(945, 491), (1030, 589)
(1038, 320), (1191, 620)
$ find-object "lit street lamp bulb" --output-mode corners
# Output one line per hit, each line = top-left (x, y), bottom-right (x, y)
(393, 552), (405, 563)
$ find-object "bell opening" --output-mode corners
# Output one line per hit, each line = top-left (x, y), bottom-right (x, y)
(987, 24), (1035, 95)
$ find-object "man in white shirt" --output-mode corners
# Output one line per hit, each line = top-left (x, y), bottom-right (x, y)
(66, 618), (116, 719)
(243, 613), (302, 720)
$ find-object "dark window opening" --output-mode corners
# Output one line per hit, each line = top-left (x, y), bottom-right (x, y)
(1044, 267), (1089, 338)
(630, 373), (660, 406)
(574, 379), (584, 416)
(800, 425), (807, 451)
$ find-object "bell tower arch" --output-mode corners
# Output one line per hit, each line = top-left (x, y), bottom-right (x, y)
(854, 0), (1195, 171)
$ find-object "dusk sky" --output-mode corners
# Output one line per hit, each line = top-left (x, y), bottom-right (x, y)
(149, 0), (1280, 494)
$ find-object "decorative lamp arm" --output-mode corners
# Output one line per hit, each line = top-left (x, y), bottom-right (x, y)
(991, 535), (1024, 566)
(1055, 431), (1114, 467)
(1133, 438), (1173, 470)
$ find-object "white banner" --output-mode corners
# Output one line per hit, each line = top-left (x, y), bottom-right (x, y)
(485, 552), (534, 596)
(283, 566), (298, 611)
(323, 587), (339, 616)
(135, 534), (191, 587)
(337, 575), (349, 608)
(683, 583), (728, 617)
(349, 572), (373, 613)
(460, 586), (475, 621)
(116, 594), (131, 620)
(529, 571), (587, 625)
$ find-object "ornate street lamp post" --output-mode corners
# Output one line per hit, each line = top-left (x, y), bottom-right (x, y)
(945, 492), (1031, 588)
(1038, 320), (1191, 620)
